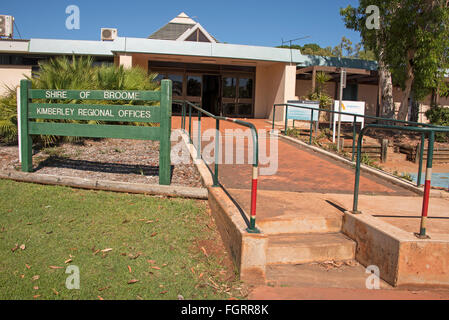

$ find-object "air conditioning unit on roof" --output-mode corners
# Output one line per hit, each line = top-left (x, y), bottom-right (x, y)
(101, 28), (117, 41)
(0, 15), (14, 38)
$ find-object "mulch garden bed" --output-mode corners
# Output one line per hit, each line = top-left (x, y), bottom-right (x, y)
(0, 138), (203, 188)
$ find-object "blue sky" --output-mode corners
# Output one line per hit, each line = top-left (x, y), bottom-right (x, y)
(1, 0), (362, 48)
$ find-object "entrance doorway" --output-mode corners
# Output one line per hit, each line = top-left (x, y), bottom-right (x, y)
(202, 75), (221, 115)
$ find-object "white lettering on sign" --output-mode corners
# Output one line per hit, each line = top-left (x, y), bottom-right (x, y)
(35, 105), (151, 119)
(37, 107), (73, 116)
(45, 91), (68, 99)
(118, 109), (151, 119)
(103, 91), (140, 100)
(79, 91), (91, 99)
(77, 108), (114, 117)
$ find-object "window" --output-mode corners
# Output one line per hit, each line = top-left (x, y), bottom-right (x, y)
(222, 77), (236, 98)
(187, 75), (202, 97)
(238, 78), (253, 99)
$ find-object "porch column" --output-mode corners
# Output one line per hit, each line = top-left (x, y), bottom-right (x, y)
(118, 54), (133, 69)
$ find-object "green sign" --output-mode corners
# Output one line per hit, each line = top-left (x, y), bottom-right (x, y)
(20, 79), (173, 185)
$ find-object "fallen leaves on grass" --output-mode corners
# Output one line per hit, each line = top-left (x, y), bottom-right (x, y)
(33, 295), (40, 299)
(147, 259), (156, 264)
(201, 247), (208, 257)
(64, 259), (73, 264)
(150, 232), (157, 237)
(98, 286), (110, 291)
(127, 279), (139, 284)
(11, 244), (19, 252)
(101, 248), (113, 253)
(49, 266), (63, 269)
(151, 266), (161, 270)
(98, 296), (104, 300)
(31, 275), (40, 281)
(128, 252), (141, 260)
(52, 288), (59, 295)
(160, 291), (168, 295)
(127, 265), (132, 273)
(19, 244), (26, 250)
(25, 264), (31, 269)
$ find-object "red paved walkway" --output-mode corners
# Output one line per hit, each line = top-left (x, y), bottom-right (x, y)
(172, 117), (415, 196)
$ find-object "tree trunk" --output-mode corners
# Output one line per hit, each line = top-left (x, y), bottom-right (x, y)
(397, 49), (416, 121)
(378, 59), (394, 118)
(376, 33), (394, 119)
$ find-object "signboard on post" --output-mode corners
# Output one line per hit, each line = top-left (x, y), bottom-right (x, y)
(332, 100), (366, 143)
(19, 79), (173, 185)
(286, 100), (320, 122)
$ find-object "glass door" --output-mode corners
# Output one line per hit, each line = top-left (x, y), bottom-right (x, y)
(221, 75), (254, 117)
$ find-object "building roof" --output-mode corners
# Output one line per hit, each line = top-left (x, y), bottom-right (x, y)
(299, 54), (378, 71)
(27, 37), (307, 64)
(148, 12), (217, 43)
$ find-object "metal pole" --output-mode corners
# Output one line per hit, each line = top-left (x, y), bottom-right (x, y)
(309, 109), (314, 145)
(352, 115), (357, 162)
(417, 131), (434, 239)
(197, 112), (202, 159)
(213, 119), (220, 187)
(284, 105), (288, 133)
(417, 133), (425, 187)
(246, 164), (260, 234)
(181, 102), (185, 130)
(337, 69), (345, 151)
(272, 106), (276, 132)
(352, 131), (364, 214)
(188, 104), (192, 143)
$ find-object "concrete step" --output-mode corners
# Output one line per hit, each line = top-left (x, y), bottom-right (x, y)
(265, 262), (392, 289)
(267, 233), (356, 265)
(258, 215), (343, 235)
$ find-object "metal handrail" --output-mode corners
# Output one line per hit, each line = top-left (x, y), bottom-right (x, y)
(272, 103), (445, 186)
(353, 124), (449, 239)
(175, 99), (260, 234)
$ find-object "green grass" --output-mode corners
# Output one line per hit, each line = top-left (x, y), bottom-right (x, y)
(0, 179), (243, 300)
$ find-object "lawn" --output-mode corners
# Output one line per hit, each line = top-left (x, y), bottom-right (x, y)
(0, 179), (244, 300)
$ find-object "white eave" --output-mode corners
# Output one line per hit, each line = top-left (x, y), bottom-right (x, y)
(27, 37), (307, 64)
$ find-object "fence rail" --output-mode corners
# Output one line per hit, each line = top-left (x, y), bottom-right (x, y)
(272, 103), (445, 187)
(176, 100), (260, 234)
(353, 124), (449, 239)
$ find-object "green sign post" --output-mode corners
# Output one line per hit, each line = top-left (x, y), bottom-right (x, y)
(19, 79), (172, 185)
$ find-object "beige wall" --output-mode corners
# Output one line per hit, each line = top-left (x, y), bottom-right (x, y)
(131, 54), (149, 72)
(117, 54), (133, 69)
(0, 65), (32, 96)
(358, 84), (378, 117)
(255, 63), (297, 120)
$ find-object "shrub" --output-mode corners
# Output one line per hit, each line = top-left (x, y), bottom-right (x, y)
(0, 86), (18, 144)
(425, 106), (449, 142)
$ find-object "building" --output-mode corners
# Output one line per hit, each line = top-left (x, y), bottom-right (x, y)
(0, 12), (448, 122)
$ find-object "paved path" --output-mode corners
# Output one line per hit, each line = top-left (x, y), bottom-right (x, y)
(172, 117), (416, 196)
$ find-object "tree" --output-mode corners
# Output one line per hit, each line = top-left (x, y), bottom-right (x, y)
(341, 2), (395, 118)
(341, 1), (449, 121)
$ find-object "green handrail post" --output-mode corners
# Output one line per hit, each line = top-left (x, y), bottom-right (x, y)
(352, 131), (364, 214)
(417, 131), (435, 239)
(352, 115), (357, 162)
(417, 133), (425, 187)
(197, 111), (201, 159)
(188, 104), (192, 143)
(181, 101), (186, 130)
(213, 119), (220, 187)
(309, 109), (314, 145)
